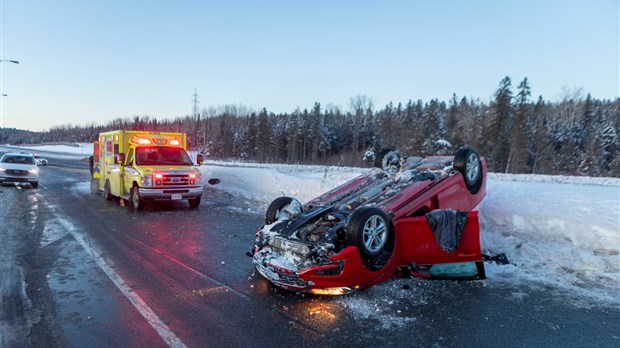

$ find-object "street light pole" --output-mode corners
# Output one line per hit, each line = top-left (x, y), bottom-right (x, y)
(1, 59), (20, 128)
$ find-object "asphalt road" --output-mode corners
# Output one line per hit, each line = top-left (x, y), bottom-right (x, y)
(1, 155), (618, 347)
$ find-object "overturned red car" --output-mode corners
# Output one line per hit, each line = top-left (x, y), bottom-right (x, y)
(250, 147), (487, 295)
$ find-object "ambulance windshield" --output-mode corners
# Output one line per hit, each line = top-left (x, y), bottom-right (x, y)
(135, 147), (193, 166)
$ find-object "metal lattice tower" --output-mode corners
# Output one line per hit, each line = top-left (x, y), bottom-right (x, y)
(192, 87), (200, 118)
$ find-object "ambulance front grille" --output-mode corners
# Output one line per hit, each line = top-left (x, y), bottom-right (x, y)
(161, 174), (190, 186)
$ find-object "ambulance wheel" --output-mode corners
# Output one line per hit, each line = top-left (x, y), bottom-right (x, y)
(130, 186), (145, 210)
(104, 180), (113, 200)
(188, 197), (201, 208)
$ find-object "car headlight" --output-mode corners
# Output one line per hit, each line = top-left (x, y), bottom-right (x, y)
(28, 168), (39, 174)
(141, 174), (152, 187)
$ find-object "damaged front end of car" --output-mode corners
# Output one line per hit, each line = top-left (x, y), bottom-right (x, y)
(252, 238), (354, 295)
(250, 201), (359, 294)
(250, 199), (402, 295)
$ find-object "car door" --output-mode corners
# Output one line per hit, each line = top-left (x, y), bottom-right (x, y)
(122, 148), (139, 197)
(393, 210), (485, 280)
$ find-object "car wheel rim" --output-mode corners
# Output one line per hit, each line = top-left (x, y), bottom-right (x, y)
(362, 215), (387, 253)
(466, 154), (479, 182)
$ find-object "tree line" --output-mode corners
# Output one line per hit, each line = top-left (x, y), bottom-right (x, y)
(1, 76), (618, 177)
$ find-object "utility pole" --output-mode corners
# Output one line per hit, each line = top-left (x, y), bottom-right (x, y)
(1, 59), (20, 128)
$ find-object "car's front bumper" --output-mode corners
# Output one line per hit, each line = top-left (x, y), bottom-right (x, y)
(138, 186), (203, 201)
(253, 241), (395, 295)
(0, 173), (38, 183)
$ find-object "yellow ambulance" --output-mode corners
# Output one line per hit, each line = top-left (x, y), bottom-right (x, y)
(90, 130), (204, 210)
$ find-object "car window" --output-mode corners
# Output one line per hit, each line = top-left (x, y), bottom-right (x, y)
(2, 156), (35, 164)
(126, 148), (135, 166)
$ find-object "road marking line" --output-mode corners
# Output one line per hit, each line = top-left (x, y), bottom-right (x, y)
(49, 206), (187, 348)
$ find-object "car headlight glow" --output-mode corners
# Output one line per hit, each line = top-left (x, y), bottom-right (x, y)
(309, 287), (354, 296)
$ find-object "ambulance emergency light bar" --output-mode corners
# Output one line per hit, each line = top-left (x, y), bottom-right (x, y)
(130, 135), (182, 146)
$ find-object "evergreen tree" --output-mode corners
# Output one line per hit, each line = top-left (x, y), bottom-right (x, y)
(309, 102), (322, 162)
(488, 76), (514, 172)
(578, 94), (596, 172)
(531, 97), (553, 174)
(446, 94), (462, 148)
(507, 77), (531, 173)
(257, 108), (270, 162)
(378, 102), (397, 149)
(246, 113), (258, 160)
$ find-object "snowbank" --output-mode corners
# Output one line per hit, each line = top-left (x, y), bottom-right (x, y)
(0, 144), (93, 160)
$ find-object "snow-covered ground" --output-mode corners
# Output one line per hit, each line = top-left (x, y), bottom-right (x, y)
(5, 143), (619, 308)
(0, 143), (92, 160)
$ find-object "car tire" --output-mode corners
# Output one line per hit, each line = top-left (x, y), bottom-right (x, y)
(104, 180), (113, 200)
(375, 148), (401, 172)
(188, 197), (201, 208)
(31, 181), (39, 188)
(265, 196), (300, 224)
(345, 207), (394, 270)
(453, 147), (483, 194)
(130, 186), (145, 210)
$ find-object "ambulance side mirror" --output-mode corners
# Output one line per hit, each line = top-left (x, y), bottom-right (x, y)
(89, 156), (94, 174)
(116, 153), (125, 165)
(196, 154), (204, 165)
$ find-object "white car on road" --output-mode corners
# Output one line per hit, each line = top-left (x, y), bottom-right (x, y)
(0, 153), (40, 188)
(33, 153), (48, 166)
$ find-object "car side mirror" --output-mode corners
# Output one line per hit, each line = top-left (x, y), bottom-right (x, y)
(197, 154), (204, 165)
(116, 153), (125, 165)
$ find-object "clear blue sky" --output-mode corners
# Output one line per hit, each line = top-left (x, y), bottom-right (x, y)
(0, 0), (618, 131)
